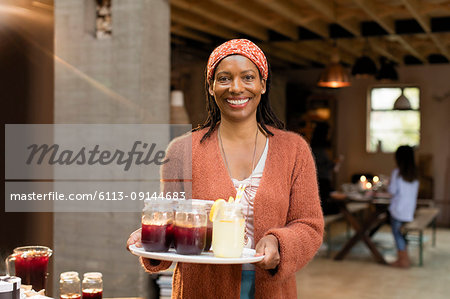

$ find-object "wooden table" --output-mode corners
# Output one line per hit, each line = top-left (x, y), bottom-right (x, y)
(330, 192), (390, 264)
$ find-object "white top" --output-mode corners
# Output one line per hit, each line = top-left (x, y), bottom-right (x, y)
(388, 168), (419, 222)
(231, 138), (269, 271)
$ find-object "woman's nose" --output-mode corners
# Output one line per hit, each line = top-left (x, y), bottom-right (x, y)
(229, 78), (244, 94)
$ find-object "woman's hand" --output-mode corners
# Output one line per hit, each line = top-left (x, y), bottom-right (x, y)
(126, 228), (142, 251)
(254, 234), (280, 270)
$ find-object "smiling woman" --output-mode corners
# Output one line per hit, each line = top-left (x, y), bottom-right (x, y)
(127, 39), (324, 299)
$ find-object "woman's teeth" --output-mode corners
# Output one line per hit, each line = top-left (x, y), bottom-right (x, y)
(227, 98), (249, 105)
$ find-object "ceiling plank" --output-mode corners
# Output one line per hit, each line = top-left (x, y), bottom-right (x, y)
(352, 0), (427, 63)
(400, 0), (450, 60)
(253, 0), (329, 37)
(171, 7), (237, 39)
(209, 0), (299, 40)
(259, 44), (310, 66)
(171, 24), (212, 43)
(171, 0), (269, 41)
(300, 0), (361, 37)
(367, 37), (402, 64)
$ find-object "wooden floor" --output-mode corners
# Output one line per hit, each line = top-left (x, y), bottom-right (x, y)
(296, 222), (450, 299)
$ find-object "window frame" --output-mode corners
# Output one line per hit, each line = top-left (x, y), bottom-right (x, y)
(366, 84), (421, 153)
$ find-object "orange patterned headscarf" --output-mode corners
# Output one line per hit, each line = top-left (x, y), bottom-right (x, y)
(207, 39), (268, 81)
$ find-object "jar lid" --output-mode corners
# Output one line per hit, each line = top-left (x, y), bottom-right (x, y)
(175, 199), (213, 211)
(60, 271), (80, 280)
(83, 272), (102, 279)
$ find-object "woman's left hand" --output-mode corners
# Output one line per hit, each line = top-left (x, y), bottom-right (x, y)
(254, 234), (280, 270)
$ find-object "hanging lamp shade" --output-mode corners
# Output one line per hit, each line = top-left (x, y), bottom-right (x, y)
(317, 48), (351, 88)
(393, 89), (412, 110)
(351, 55), (378, 78)
(376, 56), (398, 81)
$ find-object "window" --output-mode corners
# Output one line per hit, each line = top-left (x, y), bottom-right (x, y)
(367, 86), (420, 153)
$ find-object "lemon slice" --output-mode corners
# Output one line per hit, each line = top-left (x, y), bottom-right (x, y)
(209, 199), (225, 222)
(228, 196), (235, 203)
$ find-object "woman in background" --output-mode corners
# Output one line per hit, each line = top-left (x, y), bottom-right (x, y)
(388, 145), (419, 268)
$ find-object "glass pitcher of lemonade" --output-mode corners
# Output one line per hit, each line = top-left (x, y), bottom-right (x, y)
(212, 202), (245, 258)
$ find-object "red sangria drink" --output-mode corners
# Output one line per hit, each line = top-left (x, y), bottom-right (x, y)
(141, 222), (174, 252)
(141, 198), (175, 252)
(204, 224), (213, 252)
(82, 289), (102, 299)
(6, 246), (52, 292)
(173, 224), (207, 255)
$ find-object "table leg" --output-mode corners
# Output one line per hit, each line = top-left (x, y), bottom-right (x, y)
(334, 203), (387, 264)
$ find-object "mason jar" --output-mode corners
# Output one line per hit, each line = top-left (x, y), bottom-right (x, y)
(59, 271), (81, 299)
(82, 272), (102, 299)
(141, 198), (174, 252)
(173, 199), (208, 255)
(212, 202), (245, 258)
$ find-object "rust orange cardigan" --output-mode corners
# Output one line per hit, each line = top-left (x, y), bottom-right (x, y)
(140, 127), (324, 299)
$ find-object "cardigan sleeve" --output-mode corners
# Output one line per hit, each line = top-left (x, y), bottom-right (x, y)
(140, 257), (172, 273)
(264, 136), (324, 280)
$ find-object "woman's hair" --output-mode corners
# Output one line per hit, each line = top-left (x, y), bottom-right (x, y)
(193, 61), (285, 142)
(395, 145), (418, 182)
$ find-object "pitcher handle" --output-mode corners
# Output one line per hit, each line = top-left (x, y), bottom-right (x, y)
(5, 254), (16, 276)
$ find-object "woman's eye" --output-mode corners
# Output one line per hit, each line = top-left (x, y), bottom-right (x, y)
(217, 77), (230, 83)
(244, 75), (255, 81)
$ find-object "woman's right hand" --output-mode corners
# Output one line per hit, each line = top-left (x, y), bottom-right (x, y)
(126, 228), (142, 251)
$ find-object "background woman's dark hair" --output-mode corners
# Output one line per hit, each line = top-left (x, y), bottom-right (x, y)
(193, 59), (285, 142)
(395, 145), (418, 182)
(310, 122), (331, 148)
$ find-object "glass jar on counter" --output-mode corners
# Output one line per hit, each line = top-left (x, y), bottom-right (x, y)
(173, 199), (209, 255)
(212, 202), (245, 258)
(141, 198), (175, 252)
(60, 271), (81, 299)
(82, 272), (102, 299)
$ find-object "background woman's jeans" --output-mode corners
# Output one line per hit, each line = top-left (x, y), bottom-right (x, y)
(391, 217), (406, 251)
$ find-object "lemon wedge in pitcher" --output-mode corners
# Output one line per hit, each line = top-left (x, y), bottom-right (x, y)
(209, 199), (225, 222)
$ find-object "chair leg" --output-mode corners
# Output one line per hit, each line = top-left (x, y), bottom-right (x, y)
(432, 218), (436, 247)
(419, 230), (423, 267)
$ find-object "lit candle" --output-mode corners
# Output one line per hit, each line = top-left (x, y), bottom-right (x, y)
(373, 176), (379, 183)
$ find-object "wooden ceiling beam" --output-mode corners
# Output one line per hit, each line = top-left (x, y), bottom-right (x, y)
(400, 0), (450, 60)
(272, 41), (325, 65)
(367, 37), (402, 64)
(301, 0), (361, 37)
(259, 44), (310, 66)
(171, 24), (212, 43)
(352, 0), (427, 63)
(209, 0), (299, 40)
(253, 0), (329, 37)
(171, 7), (237, 39)
(171, 0), (269, 41)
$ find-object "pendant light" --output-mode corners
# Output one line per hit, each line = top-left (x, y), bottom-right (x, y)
(352, 39), (377, 78)
(376, 56), (398, 82)
(317, 46), (351, 88)
(393, 88), (412, 110)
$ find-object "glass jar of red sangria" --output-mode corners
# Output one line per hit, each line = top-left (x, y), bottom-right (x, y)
(141, 198), (174, 252)
(173, 200), (209, 255)
(60, 271), (81, 299)
(192, 200), (214, 252)
(82, 272), (102, 299)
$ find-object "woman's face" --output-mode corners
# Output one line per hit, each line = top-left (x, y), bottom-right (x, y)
(208, 55), (266, 123)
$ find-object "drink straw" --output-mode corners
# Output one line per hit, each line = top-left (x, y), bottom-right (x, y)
(235, 184), (246, 204)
